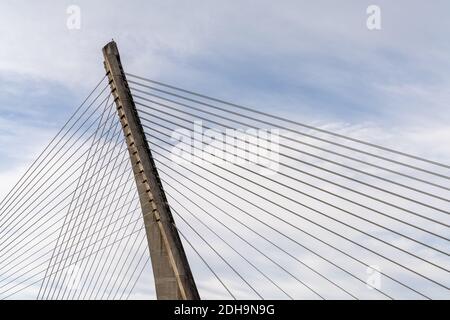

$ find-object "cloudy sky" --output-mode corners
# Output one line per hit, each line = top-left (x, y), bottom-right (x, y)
(1, 1), (450, 172)
(0, 1), (449, 299)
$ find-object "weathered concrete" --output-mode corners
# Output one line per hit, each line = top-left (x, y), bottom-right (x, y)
(103, 41), (199, 300)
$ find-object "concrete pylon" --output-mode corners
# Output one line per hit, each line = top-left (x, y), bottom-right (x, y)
(103, 41), (200, 300)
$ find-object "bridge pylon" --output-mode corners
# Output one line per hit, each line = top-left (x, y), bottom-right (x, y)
(102, 41), (200, 300)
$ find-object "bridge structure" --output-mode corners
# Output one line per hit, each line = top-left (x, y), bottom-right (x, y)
(0, 41), (448, 300)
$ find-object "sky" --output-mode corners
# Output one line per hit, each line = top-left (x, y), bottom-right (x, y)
(0, 0), (449, 299)
(1, 0), (450, 171)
